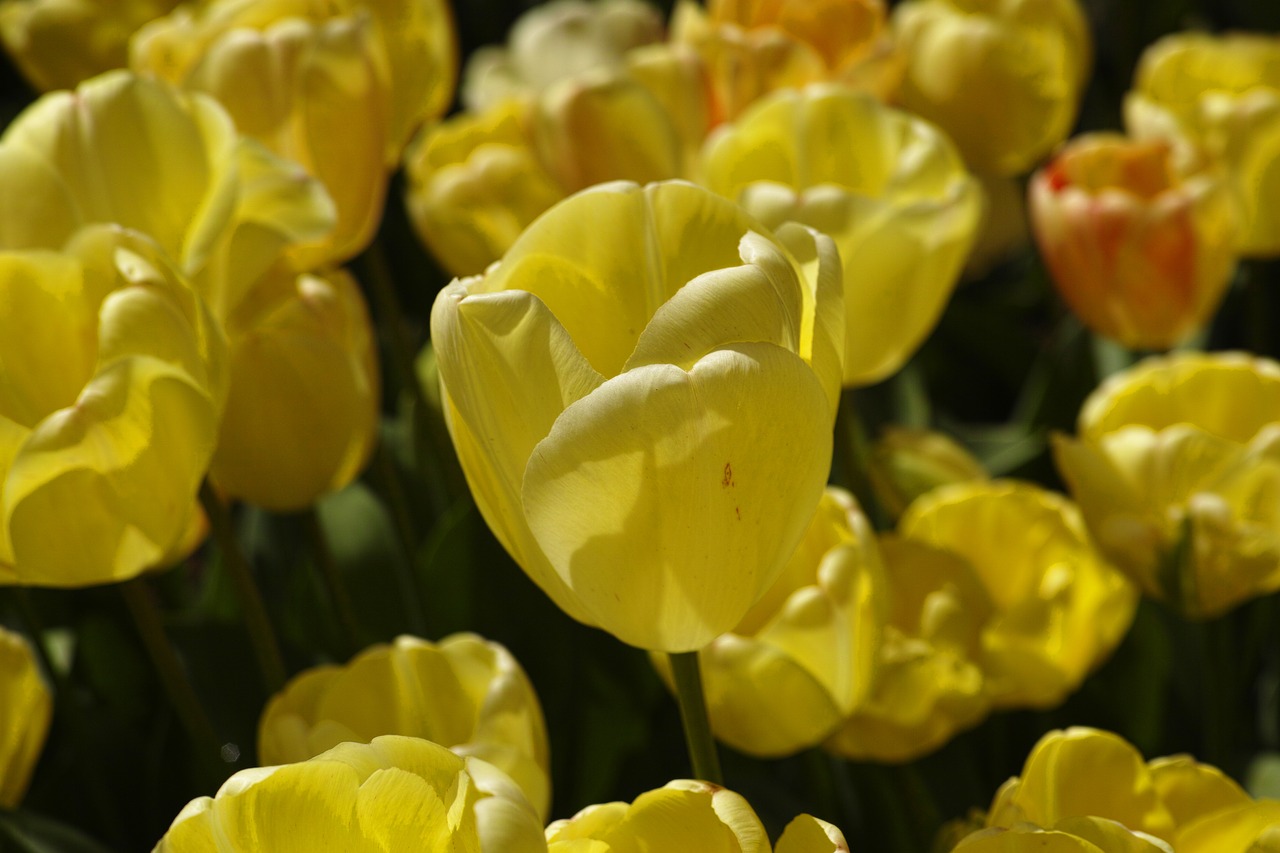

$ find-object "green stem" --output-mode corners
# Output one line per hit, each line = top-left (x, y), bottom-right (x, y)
(359, 239), (450, 517)
(1198, 615), (1236, 771)
(303, 507), (361, 653)
(371, 442), (429, 635)
(669, 650), (723, 785)
(120, 579), (223, 758)
(893, 762), (943, 850)
(199, 481), (287, 692)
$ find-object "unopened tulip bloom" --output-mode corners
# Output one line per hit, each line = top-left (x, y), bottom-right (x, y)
(546, 780), (849, 853)
(978, 727), (1259, 849)
(700, 85), (981, 385)
(0, 0), (180, 91)
(1053, 352), (1280, 618)
(0, 226), (227, 586)
(1030, 134), (1240, 350)
(259, 633), (551, 819)
(432, 180), (843, 652)
(868, 426), (987, 520)
(0, 627), (51, 808)
(211, 267), (378, 511)
(1126, 32), (1280, 257)
(654, 488), (886, 756)
(154, 736), (547, 852)
(893, 0), (1091, 176)
(462, 0), (664, 112)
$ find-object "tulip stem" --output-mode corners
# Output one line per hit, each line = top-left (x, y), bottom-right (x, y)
(199, 481), (288, 692)
(358, 238), (450, 518)
(670, 650), (723, 785)
(9, 587), (61, 690)
(120, 578), (223, 759)
(304, 508), (362, 654)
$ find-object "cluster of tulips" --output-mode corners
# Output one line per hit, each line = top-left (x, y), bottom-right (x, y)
(0, 0), (1279, 850)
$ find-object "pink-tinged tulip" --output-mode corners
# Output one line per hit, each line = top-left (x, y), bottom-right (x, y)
(1030, 133), (1240, 350)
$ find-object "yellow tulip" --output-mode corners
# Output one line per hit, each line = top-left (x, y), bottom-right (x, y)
(432, 180), (843, 652)
(904, 482), (1137, 709)
(1052, 351), (1280, 618)
(0, 69), (335, 314)
(132, 5), (391, 267)
(953, 821), (1175, 853)
(0, 627), (51, 808)
(210, 266), (378, 511)
(1126, 32), (1280, 257)
(0, 226), (227, 586)
(830, 482), (1135, 762)
(978, 727), (1258, 849)
(461, 0), (664, 112)
(545, 780), (849, 853)
(827, 533), (991, 762)
(653, 487), (886, 757)
(154, 735), (547, 852)
(700, 84), (982, 385)
(1029, 133), (1240, 350)
(868, 425), (988, 520)
(1176, 801), (1280, 853)
(258, 633), (551, 819)
(893, 0), (1091, 175)
(0, 0), (180, 91)
(672, 0), (901, 123)
(404, 99), (564, 278)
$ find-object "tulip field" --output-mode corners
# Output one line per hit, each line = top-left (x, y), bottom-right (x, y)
(3, 0), (1280, 850)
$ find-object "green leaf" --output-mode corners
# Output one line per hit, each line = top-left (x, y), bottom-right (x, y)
(0, 809), (117, 853)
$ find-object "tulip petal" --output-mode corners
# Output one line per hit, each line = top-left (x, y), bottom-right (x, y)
(624, 231), (803, 372)
(775, 815), (850, 853)
(523, 341), (831, 651)
(432, 283), (604, 625)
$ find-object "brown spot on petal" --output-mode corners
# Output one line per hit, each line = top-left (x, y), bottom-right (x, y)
(722, 462), (734, 488)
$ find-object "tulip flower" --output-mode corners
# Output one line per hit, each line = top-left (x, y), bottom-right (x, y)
(153, 735), (547, 852)
(893, 0), (1091, 176)
(0, 627), (51, 808)
(827, 531), (991, 762)
(0, 226), (227, 586)
(462, 0), (664, 112)
(653, 488), (886, 757)
(953, 821), (1175, 853)
(868, 426), (988, 520)
(546, 780), (849, 853)
(0, 0), (180, 91)
(1126, 32), (1280, 257)
(132, 6), (393, 267)
(1029, 133), (1240, 350)
(431, 180), (842, 652)
(0, 70), (334, 315)
(672, 0), (901, 124)
(1053, 351), (1280, 619)
(975, 727), (1259, 849)
(258, 633), (551, 819)
(211, 267), (379, 511)
(700, 84), (982, 385)
(403, 99), (565, 278)
(830, 482), (1135, 762)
